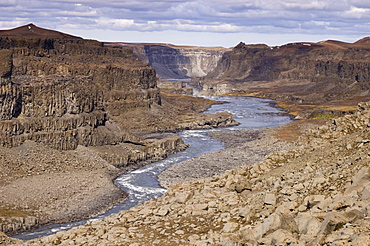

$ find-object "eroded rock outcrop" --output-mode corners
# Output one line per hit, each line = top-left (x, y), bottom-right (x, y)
(157, 80), (193, 95)
(0, 216), (39, 236)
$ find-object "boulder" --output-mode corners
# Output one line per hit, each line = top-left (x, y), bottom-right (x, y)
(264, 193), (277, 206)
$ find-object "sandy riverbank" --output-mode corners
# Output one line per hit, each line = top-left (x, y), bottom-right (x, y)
(0, 133), (189, 236)
(0, 142), (127, 236)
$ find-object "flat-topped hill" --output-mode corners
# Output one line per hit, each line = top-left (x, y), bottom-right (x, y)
(0, 23), (80, 39)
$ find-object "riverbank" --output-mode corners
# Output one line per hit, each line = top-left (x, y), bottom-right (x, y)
(158, 119), (323, 188)
(1, 95), (291, 240)
(13, 118), (340, 246)
(0, 142), (127, 236)
(0, 132), (188, 236)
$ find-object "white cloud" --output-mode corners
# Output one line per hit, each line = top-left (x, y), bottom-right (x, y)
(0, 19), (27, 28)
(89, 17), (242, 33)
(349, 0), (370, 8)
(342, 6), (370, 19)
(169, 1), (217, 18)
(55, 10), (98, 17)
(2, 0), (370, 46)
(0, 0), (18, 7)
(174, 21), (242, 32)
(281, 0), (349, 11)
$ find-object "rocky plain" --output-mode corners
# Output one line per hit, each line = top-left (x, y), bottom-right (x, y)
(2, 23), (370, 246)
(6, 102), (370, 245)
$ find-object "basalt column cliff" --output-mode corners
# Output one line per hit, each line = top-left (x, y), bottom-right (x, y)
(0, 24), (164, 149)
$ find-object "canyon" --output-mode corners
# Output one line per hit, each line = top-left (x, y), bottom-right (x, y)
(200, 40), (370, 119)
(3, 23), (370, 246)
(0, 24), (237, 236)
(11, 102), (370, 245)
(108, 42), (229, 80)
(115, 39), (370, 119)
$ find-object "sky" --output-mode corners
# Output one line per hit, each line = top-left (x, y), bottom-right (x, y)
(1, 0), (370, 47)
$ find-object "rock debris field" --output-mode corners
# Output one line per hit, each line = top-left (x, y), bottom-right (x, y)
(5, 102), (370, 245)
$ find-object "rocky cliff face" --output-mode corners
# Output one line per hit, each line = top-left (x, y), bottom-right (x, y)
(108, 43), (229, 79)
(0, 24), (239, 166)
(202, 40), (370, 107)
(0, 24), (162, 151)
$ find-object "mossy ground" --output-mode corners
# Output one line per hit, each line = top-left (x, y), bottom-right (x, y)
(0, 206), (31, 217)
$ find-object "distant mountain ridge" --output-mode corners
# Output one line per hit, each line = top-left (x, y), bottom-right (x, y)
(0, 23), (81, 39)
(200, 37), (370, 117)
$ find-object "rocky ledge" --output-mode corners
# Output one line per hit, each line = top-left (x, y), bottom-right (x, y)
(10, 101), (370, 245)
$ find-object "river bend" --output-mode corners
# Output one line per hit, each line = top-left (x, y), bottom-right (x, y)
(14, 96), (292, 240)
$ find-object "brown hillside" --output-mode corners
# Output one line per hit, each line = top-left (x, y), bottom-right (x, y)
(202, 38), (370, 118)
(0, 23), (80, 39)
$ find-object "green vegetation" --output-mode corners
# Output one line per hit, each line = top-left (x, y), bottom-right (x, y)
(313, 113), (338, 120)
(0, 206), (30, 217)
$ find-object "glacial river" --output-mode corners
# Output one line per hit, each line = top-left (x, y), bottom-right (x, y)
(14, 96), (292, 240)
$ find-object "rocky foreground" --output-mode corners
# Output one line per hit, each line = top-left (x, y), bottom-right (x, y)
(4, 101), (370, 245)
(158, 127), (296, 188)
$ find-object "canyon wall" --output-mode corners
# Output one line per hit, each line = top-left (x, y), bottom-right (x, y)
(107, 43), (229, 79)
(0, 25), (161, 151)
(0, 24), (238, 165)
(202, 40), (370, 105)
